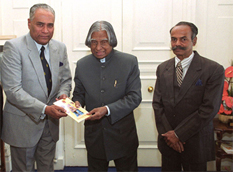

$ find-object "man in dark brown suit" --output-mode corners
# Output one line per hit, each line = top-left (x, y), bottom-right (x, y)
(152, 21), (224, 171)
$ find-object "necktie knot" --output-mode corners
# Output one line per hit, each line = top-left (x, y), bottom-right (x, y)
(177, 61), (182, 68)
(41, 46), (45, 52)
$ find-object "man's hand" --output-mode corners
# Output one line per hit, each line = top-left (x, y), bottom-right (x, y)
(74, 101), (81, 108)
(45, 105), (67, 119)
(56, 94), (68, 101)
(162, 130), (179, 144)
(170, 141), (184, 153)
(86, 106), (108, 121)
(162, 130), (185, 153)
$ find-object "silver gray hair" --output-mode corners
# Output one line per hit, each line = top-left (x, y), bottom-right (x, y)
(85, 21), (117, 48)
(29, 3), (55, 21)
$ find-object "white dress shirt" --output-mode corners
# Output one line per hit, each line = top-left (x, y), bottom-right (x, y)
(175, 52), (194, 80)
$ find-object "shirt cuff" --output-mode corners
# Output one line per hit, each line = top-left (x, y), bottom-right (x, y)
(105, 105), (110, 116)
(40, 105), (47, 119)
(174, 132), (179, 139)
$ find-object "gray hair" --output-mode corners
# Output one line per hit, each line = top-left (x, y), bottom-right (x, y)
(170, 21), (198, 40)
(29, 3), (55, 21)
(85, 21), (117, 48)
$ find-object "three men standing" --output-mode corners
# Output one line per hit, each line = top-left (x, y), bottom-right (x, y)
(0, 3), (226, 172)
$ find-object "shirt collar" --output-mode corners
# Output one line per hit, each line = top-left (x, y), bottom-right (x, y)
(34, 41), (49, 52)
(175, 52), (194, 68)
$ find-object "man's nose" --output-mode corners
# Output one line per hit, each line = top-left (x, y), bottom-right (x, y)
(96, 42), (102, 50)
(42, 26), (49, 33)
(175, 39), (181, 46)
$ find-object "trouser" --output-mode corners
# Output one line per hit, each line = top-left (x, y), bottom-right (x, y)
(88, 151), (138, 172)
(162, 154), (207, 171)
(10, 120), (56, 172)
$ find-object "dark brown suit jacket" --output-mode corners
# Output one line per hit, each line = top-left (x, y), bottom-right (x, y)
(152, 51), (224, 163)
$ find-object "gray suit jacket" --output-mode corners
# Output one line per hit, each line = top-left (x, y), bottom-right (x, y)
(153, 51), (224, 163)
(72, 50), (142, 161)
(1, 33), (72, 147)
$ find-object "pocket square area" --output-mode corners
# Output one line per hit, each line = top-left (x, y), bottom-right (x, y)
(59, 62), (63, 67)
(195, 79), (203, 86)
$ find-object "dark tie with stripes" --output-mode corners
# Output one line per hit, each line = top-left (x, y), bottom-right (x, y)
(40, 46), (52, 95)
(176, 61), (183, 87)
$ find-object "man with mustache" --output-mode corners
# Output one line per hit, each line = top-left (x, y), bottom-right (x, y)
(152, 21), (224, 171)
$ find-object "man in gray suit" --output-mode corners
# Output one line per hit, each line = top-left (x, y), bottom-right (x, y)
(1, 3), (71, 171)
(152, 21), (224, 171)
(72, 21), (141, 171)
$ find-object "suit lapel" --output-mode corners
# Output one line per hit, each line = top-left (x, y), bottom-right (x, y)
(163, 59), (175, 106)
(48, 40), (59, 99)
(175, 51), (202, 105)
(26, 33), (48, 96)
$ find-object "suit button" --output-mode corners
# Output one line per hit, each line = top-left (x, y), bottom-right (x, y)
(101, 65), (105, 68)
(102, 77), (106, 81)
(101, 90), (104, 93)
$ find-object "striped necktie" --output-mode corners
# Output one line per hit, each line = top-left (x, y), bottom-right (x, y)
(40, 46), (52, 95)
(176, 61), (183, 87)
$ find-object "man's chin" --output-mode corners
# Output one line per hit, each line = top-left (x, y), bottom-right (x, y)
(173, 48), (185, 53)
(38, 37), (51, 45)
(94, 54), (106, 59)
(37, 40), (50, 45)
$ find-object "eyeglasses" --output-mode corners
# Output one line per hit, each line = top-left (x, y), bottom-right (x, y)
(90, 39), (109, 47)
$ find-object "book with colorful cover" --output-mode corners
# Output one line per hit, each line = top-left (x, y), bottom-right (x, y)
(220, 142), (233, 154)
(54, 98), (90, 123)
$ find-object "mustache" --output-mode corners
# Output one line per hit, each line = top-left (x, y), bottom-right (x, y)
(171, 46), (187, 50)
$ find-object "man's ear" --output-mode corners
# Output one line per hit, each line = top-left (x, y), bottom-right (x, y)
(28, 18), (31, 29)
(193, 37), (197, 46)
